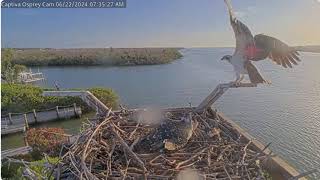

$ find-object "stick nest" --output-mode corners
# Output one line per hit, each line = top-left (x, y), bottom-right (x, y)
(59, 108), (269, 179)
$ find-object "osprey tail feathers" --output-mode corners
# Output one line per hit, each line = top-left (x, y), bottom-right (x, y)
(246, 62), (270, 84)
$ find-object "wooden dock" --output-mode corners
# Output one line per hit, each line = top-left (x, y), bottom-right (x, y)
(43, 91), (112, 116)
(1, 134), (79, 160)
(1, 124), (26, 135)
(1, 104), (82, 135)
(2, 146), (33, 159)
(18, 70), (45, 84)
(1, 91), (109, 159)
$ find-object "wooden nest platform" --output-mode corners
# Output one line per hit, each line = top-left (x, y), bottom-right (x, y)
(59, 107), (273, 179)
(41, 84), (308, 179)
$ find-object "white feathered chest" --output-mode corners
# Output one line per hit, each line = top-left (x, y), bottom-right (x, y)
(230, 53), (248, 74)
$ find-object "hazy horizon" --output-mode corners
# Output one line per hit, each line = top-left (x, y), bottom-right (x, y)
(3, 45), (320, 49)
(2, 0), (320, 48)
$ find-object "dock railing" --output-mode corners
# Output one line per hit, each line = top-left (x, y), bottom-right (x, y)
(42, 91), (112, 116)
(18, 71), (45, 84)
(1, 103), (81, 135)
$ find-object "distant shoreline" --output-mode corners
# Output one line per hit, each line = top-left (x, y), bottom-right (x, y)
(294, 46), (320, 53)
(9, 48), (183, 67)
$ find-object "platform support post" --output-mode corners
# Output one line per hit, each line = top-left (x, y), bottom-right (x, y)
(24, 114), (29, 130)
(196, 83), (257, 113)
(8, 113), (13, 125)
(56, 106), (60, 119)
(33, 109), (38, 123)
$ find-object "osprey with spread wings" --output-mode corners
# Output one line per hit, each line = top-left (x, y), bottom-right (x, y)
(221, 0), (302, 84)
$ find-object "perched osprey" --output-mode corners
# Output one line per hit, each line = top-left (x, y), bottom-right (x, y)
(221, 0), (301, 84)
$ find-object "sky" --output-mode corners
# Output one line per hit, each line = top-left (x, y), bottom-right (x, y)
(1, 0), (320, 48)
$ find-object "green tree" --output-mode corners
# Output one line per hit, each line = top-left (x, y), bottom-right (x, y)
(1, 48), (26, 83)
(1, 49), (13, 69)
(1, 48), (14, 82)
(89, 87), (119, 109)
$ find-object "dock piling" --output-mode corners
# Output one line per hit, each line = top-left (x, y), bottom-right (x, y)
(8, 113), (13, 125)
(56, 106), (60, 119)
(24, 114), (29, 130)
(33, 109), (38, 124)
(24, 135), (29, 146)
(73, 103), (77, 115)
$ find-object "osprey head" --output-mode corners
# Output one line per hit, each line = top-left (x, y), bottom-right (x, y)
(221, 55), (232, 62)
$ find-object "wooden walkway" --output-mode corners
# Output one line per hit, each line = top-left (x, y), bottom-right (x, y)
(1, 104), (82, 135)
(43, 91), (112, 116)
(2, 146), (33, 159)
(1, 91), (111, 159)
(18, 71), (45, 84)
(1, 124), (26, 135)
(1, 135), (80, 160)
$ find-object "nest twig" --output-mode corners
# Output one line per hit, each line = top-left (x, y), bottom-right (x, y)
(56, 108), (268, 179)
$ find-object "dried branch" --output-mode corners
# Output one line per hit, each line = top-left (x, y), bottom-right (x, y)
(52, 106), (268, 179)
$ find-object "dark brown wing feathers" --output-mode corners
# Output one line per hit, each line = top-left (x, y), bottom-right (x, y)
(253, 34), (301, 68)
(246, 61), (268, 84)
(287, 55), (298, 65)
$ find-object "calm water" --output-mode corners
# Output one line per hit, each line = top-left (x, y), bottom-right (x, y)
(1, 113), (94, 150)
(15, 48), (320, 178)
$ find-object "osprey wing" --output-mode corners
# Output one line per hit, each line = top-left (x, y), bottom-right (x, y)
(252, 34), (301, 68)
(224, 0), (254, 54)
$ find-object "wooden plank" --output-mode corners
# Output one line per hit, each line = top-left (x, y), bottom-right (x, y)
(42, 91), (87, 97)
(43, 91), (112, 116)
(1, 107), (82, 135)
(56, 106), (60, 119)
(1, 124), (26, 135)
(215, 111), (305, 180)
(1, 146), (32, 159)
(196, 83), (257, 112)
(33, 109), (38, 124)
(24, 114), (29, 130)
(85, 91), (112, 115)
(8, 113), (13, 125)
(23, 78), (45, 83)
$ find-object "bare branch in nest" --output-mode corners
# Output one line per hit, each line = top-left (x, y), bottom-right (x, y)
(241, 140), (252, 164)
(175, 147), (209, 169)
(110, 124), (147, 173)
(196, 82), (257, 113)
(53, 107), (269, 179)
